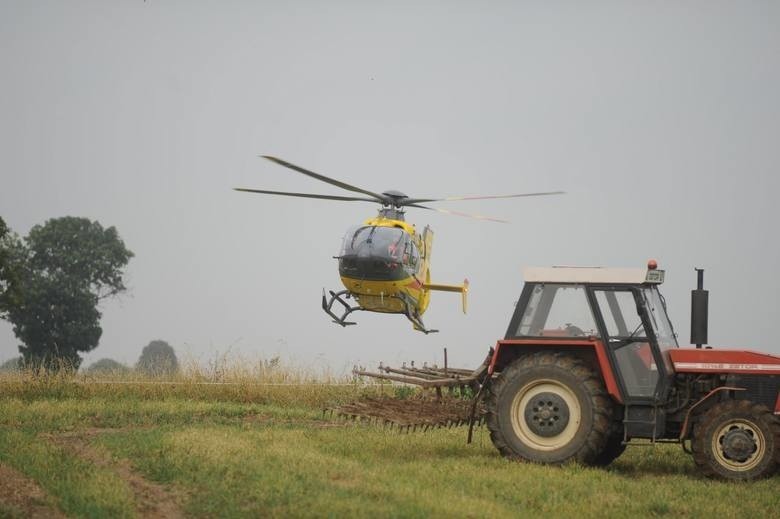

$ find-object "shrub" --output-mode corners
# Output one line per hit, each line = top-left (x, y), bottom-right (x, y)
(85, 358), (129, 375)
(136, 340), (179, 377)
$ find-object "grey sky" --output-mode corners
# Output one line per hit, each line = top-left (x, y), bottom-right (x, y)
(1, 1), (779, 372)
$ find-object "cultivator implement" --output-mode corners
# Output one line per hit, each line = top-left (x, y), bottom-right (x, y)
(326, 395), (485, 431)
(326, 353), (492, 435)
(354, 361), (484, 393)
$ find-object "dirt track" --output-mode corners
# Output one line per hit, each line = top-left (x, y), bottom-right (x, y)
(0, 463), (66, 519)
(47, 429), (185, 519)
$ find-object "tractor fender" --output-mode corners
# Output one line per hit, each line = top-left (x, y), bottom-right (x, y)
(487, 338), (623, 404)
(678, 386), (746, 440)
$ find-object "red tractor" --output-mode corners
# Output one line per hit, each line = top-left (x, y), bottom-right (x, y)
(484, 262), (780, 480)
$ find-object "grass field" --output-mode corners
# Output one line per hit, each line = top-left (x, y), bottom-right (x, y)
(0, 370), (778, 518)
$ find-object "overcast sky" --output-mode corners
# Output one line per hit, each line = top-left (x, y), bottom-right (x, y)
(1, 1), (778, 372)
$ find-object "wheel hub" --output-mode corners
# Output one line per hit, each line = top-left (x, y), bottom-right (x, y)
(524, 392), (569, 437)
(721, 428), (757, 462)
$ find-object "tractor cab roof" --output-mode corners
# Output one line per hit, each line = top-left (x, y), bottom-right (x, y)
(523, 262), (664, 285)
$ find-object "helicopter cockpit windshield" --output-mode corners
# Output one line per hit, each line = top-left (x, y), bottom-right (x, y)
(341, 225), (409, 261)
(338, 225), (419, 280)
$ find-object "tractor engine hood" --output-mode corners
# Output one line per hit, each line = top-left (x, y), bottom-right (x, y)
(669, 349), (780, 375)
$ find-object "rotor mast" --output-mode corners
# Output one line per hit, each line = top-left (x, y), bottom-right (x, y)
(377, 207), (406, 221)
(377, 190), (409, 221)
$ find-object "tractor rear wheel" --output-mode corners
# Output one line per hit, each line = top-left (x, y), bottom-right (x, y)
(485, 353), (612, 465)
(593, 426), (627, 467)
(691, 400), (780, 481)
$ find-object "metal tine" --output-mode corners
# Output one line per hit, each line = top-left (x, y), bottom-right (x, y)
(406, 366), (465, 377)
(427, 367), (476, 376)
(380, 366), (448, 380)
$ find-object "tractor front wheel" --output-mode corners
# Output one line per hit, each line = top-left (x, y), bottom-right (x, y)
(485, 353), (612, 465)
(692, 400), (780, 481)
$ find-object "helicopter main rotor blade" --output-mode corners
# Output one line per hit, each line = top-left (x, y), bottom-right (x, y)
(234, 188), (379, 203)
(408, 204), (510, 224)
(404, 191), (566, 205)
(261, 156), (388, 203)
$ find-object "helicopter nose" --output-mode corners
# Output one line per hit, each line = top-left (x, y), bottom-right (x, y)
(338, 255), (405, 281)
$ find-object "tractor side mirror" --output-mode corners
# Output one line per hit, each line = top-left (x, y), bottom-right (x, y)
(690, 268), (708, 348)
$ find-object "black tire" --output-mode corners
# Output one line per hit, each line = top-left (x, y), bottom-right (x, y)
(691, 400), (780, 481)
(592, 431), (626, 467)
(485, 353), (613, 465)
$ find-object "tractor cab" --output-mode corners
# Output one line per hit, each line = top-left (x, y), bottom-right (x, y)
(502, 262), (677, 403)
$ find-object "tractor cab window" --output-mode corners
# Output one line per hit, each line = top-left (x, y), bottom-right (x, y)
(641, 286), (677, 373)
(641, 287), (678, 352)
(340, 225), (410, 262)
(594, 289), (659, 399)
(513, 284), (598, 338)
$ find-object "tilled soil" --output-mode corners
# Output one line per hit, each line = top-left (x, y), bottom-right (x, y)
(0, 463), (66, 519)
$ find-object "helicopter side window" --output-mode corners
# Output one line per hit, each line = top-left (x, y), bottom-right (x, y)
(406, 241), (420, 267)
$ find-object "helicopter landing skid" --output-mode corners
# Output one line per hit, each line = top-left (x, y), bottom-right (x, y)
(396, 292), (439, 335)
(322, 289), (361, 326)
(322, 289), (438, 334)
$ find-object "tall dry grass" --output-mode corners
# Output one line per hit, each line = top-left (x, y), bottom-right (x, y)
(0, 354), (389, 408)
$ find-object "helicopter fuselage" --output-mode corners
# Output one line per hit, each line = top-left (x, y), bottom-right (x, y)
(337, 216), (432, 317)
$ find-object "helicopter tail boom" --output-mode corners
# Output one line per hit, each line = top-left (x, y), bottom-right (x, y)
(423, 279), (469, 314)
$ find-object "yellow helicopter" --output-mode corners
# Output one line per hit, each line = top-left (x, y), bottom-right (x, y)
(236, 156), (564, 333)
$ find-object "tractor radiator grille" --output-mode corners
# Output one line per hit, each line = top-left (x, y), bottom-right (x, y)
(728, 375), (780, 411)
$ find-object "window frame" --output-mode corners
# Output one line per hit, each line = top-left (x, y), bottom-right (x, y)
(504, 282), (598, 339)
(586, 285), (672, 403)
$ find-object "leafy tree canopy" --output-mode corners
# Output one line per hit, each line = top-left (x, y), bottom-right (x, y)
(137, 340), (179, 377)
(0, 217), (133, 370)
(0, 216), (23, 319)
(26, 217), (133, 299)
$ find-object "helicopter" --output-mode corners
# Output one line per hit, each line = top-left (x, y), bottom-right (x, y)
(235, 156), (564, 333)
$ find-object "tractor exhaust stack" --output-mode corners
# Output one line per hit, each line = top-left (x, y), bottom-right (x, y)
(690, 268), (708, 349)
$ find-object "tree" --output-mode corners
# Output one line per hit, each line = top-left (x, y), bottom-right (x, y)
(136, 340), (179, 377)
(0, 216), (22, 320)
(85, 358), (129, 375)
(0, 217), (133, 370)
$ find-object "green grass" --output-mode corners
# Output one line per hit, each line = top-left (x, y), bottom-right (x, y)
(0, 428), (135, 518)
(1, 374), (778, 518)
